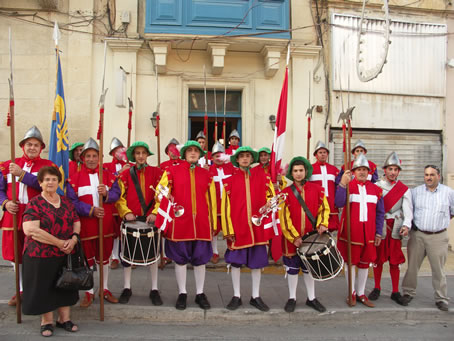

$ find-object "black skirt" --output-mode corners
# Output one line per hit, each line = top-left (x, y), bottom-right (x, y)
(22, 253), (79, 315)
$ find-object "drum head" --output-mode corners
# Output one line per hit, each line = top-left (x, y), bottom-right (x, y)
(122, 220), (153, 231)
(299, 231), (330, 255)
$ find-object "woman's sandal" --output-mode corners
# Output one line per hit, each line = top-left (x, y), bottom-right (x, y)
(56, 320), (78, 332)
(40, 324), (54, 337)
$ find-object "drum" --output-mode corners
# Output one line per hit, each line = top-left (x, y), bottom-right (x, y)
(120, 220), (160, 266)
(296, 231), (344, 281)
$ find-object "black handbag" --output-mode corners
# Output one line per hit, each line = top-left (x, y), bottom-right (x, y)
(56, 238), (94, 291)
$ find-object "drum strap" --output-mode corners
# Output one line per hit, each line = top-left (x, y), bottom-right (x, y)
(129, 167), (154, 220)
(290, 184), (316, 230)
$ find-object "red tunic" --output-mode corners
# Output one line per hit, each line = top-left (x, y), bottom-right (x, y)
(338, 180), (382, 246)
(68, 160), (81, 178)
(310, 161), (340, 230)
(104, 158), (129, 176)
(117, 165), (163, 218)
(67, 165), (117, 241)
(0, 156), (56, 262)
(280, 182), (328, 257)
(156, 161), (216, 242)
(160, 159), (180, 170)
(222, 168), (274, 249)
(225, 145), (239, 156)
(209, 162), (235, 235)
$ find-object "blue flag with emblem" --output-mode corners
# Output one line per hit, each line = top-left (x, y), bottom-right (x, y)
(49, 49), (69, 194)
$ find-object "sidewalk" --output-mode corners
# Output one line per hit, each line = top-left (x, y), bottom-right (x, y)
(0, 256), (453, 325)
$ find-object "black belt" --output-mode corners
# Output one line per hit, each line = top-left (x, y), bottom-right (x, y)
(415, 227), (446, 235)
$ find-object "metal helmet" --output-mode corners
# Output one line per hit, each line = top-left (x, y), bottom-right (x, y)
(313, 140), (329, 156)
(109, 137), (124, 155)
(351, 139), (367, 154)
(165, 138), (180, 154)
(383, 151), (402, 170)
(229, 129), (240, 140)
(19, 126), (45, 148)
(352, 154), (370, 171)
(81, 138), (99, 156)
(212, 141), (225, 155)
(195, 131), (206, 140)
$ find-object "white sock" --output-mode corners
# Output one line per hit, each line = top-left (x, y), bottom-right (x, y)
(112, 238), (120, 260)
(150, 262), (158, 291)
(357, 267), (369, 297)
(162, 239), (167, 257)
(175, 264), (187, 294)
(103, 264), (109, 291)
(193, 264), (206, 295)
(345, 265), (356, 295)
(287, 274), (298, 300)
(212, 236), (218, 255)
(123, 266), (132, 289)
(12, 263), (23, 292)
(231, 266), (241, 298)
(303, 273), (316, 301)
(251, 269), (261, 299)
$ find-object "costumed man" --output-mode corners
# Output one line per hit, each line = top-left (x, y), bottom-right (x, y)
(68, 142), (83, 177)
(221, 146), (275, 312)
(336, 139), (378, 185)
(280, 156), (330, 313)
(104, 137), (130, 270)
(0, 126), (56, 306)
(115, 141), (164, 305)
(335, 154), (384, 307)
(367, 152), (412, 306)
(153, 141), (217, 310)
(195, 131), (211, 169)
(309, 141), (340, 232)
(67, 138), (120, 307)
(225, 129), (240, 156)
(160, 138), (181, 170)
(251, 147), (286, 190)
(209, 141), (234, 264)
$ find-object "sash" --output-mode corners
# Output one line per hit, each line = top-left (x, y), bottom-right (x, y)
(290, 184), (316, 230)
(383, 180), (408, 213)
(129, 167), (153, 221)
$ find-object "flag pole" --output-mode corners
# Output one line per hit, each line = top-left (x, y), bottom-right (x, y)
(127, 65), (133, 148)
(338, 68), (353, 307)
(223, 85), (227, 149)
(214, 88), (218, 143)
(154, 64), (165, 270)
(8, 27), (21, 324)
(203, 66), (208, 162)
(306, 71), (315, 160)
(97, 40), (108, 321)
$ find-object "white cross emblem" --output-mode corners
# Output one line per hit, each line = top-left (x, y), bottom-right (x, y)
(7, 165), (37, 204)
(350, 184), (378, 222)
(157, 200), (174, 232)
(309, 165), (335, 197)
(213, 167), (231, 197)
(78, 173), (100, 206)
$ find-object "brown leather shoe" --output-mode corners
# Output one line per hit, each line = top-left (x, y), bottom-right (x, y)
(80, 292), (94, 308)
(210, 254), (220, 264)
(357, 294), (375, 308)
(110, 259), (120, 269)
(8, 292), (22, 307)
(346, 293), (356, 306)
(104, 290), (119, 304)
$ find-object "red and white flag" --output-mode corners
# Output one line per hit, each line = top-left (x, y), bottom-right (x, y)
(270, 67), (288, 184)
(155, 196), (175, 236)
(269, 66), (288, 262)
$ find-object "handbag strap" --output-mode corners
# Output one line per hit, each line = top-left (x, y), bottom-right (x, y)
(290, 184), (316, 230)
(129, 167), (154, 219)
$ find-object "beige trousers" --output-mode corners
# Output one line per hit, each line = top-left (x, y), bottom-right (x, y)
(402, 229), (449, 304)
